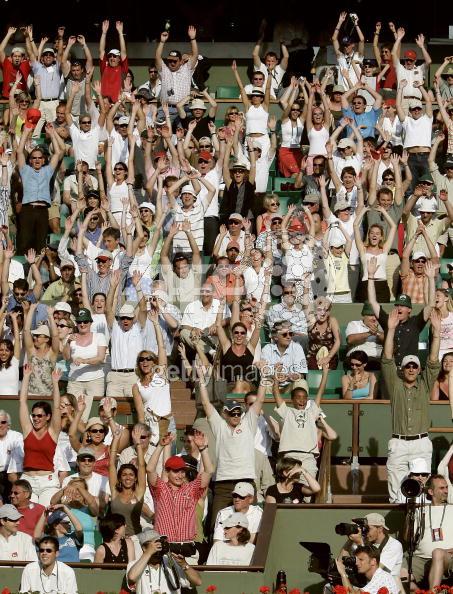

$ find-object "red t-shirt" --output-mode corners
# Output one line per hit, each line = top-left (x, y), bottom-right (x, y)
(18, 502), (45, 537)
(1, 58), (31, 98)
(100, 56), (128, 102)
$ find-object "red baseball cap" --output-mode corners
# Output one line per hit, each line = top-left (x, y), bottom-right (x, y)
(165, 456), (186, 471)
(199, 151), (213, 161)
(404, 50), (417, 60)
(25, 108), (41, 129)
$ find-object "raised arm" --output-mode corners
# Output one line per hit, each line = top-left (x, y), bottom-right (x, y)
(332, 12), (348, 57)
(373, 22), (383, 66)
(187, 26), (198, 70)
(0, 27), (17, 63)
(99, 20), (109, 61)
(48, 369), (62, 439)
(366, 257), (381, 318)
(231, 60), (250, 109)
(146, 433), (173, 487)
(391, 27), (405, 68)
(396, 79), (407, 122)
(415, 33), (431, 68)
(19, 364), (33, 436)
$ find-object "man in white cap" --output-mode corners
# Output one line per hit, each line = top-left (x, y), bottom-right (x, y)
(0, 504), (38, 561)
(364, 513), (403, 579)
(396, 457), (431, 503)
(179, 92), (218, 140)
(25, 31), (63, 137)
(143, 289), (181, 357)
(213, 481), (262, 543)
(396, 79), (433, 190)
(403, 187), (453, 258)
(332, 136), (363, 178)
(60, 446), (109, 503)
(0, 27), (31, 98)
(381, 308), (441, 502)
(42, 260), (77, 302)
(127, 528), (201, 594)
(106, 296), (147, 397)
(99, 20), (128, 103)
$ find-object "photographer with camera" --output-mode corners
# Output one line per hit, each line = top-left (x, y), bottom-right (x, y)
(396, 458), (431, 504)
(127, 528), (202, 594)
(336, 545), (399, 594)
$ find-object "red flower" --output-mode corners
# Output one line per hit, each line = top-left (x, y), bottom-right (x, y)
(1, 589), (11, 594)
(289, 589), (301, 594)
(206, 586), (218, 593)
(377, 588), (389, 594)
(333, 586), (348, 594)
(260, 588), (271, 593)
(119, 590), (130, 594)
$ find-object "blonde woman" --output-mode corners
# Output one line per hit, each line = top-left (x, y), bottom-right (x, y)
(435, 288), (453, 360)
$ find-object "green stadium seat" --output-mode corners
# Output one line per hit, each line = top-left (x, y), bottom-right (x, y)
(273, 177), (291, 192)
(266, 177), (273, 192)
(307, 369), (344, 397)
(216, 86), (240, 99)
(440, 259), (453, 280)
(12, 255), (26, 265)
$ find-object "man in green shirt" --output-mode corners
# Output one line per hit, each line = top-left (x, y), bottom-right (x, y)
(381, 308), (441, 503)
(41, 260), (77, 302)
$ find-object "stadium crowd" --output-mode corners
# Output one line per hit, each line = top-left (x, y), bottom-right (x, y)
(0, 11), (453, 594)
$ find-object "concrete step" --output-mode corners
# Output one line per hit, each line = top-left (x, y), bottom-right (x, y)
(331, 464), (388, 496)
(171, 388), (193, 401)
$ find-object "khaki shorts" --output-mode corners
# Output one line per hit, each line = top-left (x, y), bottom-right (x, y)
(67, 376), (105, 421)
(401, 553), (453, 584)
(48, 204), (60, 221)
(106, 370), (137, 397)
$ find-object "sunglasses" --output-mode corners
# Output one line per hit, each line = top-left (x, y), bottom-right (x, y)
(198, 159), (210, 164)
(232, 493), (247, 499)
(412, 472), (429, 477)
(14, 291), (27, 297)
(404, 363), (419, 370)
(77, 320), (90, 325)
(89, 428), (105, 434)
(56, 324), (69, 329)
(229, 111), (239, 115)
(167, 59), (178, 64)
(233, 330), (246, 335)
(228, 411), (242, 417)
(291, 108), (301, 112)
(382, 177), (394, 181)
(120, 316), (133, 321)
(138, 356), (154, 362)
(78, 457), (94, 463)
(80, 120), (91, 125)
(199, 144), (211, 149)
(350, 362), (363, 367)
(228, 220), (241, 225)
(31, 413), (45, 418)
(413, 258), (426, 263)
(149, 70), (158, 73)
(279, 331), (294, 337)
(114, 167), (126, 171)
(39, 548), (55, 553)
(270, 202), (280, 206)
(0, 420), (8, 425)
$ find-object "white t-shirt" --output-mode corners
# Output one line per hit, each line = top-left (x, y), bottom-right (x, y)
(206, 541), (255, 565)
(69, 117), (100, 169)
(360, 568), (399, 594)
(0, 531), (38, 561)
(62, 471), (110, 498)
(68, 332), (107, 381)
(20, 560), (78, 594)
(209, 408), (257, 481)
(0, 356), (20, 395)
(402, 114), (433, 149)
(258, 62), (285, 98)
(137, 374), (171, 418)
(0, 428), (24, 473)
(110, 319), (144, 370)
(379, 536), (403, 577)
(127, 557), (190, 594)
(337, 52), (363, 87)
(345, 319), (382, 359)
(396, 63), (427, 99)
(213, 505), (263, 541)
(414, 504), (453, 558)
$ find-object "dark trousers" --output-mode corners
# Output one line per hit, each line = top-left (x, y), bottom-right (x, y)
(16, 204), (49, 255)
(407, 153), (430, 195)
(203, 216), (219, 256)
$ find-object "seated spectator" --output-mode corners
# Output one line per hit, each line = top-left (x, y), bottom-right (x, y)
(60, 446), (110, 503)
(262, 320), (308, 384)
(69, 412), (111, 477)
(345, 302), (384, 366)
(34, 506), (83, 562)
(94, 512), (135, 564)
(431, 352), (453, 401)
(10, 479), (45, 537)
(19, 535), (77, 594)
(206, 512), (255, 566)
(265, 456), (321, 503)
(0, 503), (38, 561)
(213, 482), (263, 544)
(342, 350), (378, 399)
(50, 477), (98, 561)
(266, 283), (309, 350)
(0, 411), (23, 503)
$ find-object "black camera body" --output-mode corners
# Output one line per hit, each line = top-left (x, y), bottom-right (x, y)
(159, 535), (170, 555)
(335, 518), (369, 538)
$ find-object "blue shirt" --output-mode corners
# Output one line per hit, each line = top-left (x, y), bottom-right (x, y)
(342, 106), (382, 139)
(20, 164), (54, 205)
(57, 532), (82, 562)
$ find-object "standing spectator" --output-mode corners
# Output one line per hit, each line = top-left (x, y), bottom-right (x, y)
(197, 365), (266, 527)
(137, 64), (161, 100)
(63, 308), (107, 421)
(155, 27), (198, 121)
(146, 431), (213, 560)
(262, 321), (308, 379)
(0, 310), (21, 395)
(341, 85), (382, 139)
(0, 504), (38, 561)
(26, 34), (63, 138)
(396, 81), (433, 189)
(61, 35), (93, 121)
(332, 12), (365, 88)
(381, 308), (441, 502)
(16, 125), (64, 254)
(392, 29), (431, 105)
(345, 302), (384, 364)
(19, 535), (77, 594)
(19, 366), (61, 506)
(99, 20), (128, 103)
(252, 29), (289, 99)
(0, 27), (31, 98)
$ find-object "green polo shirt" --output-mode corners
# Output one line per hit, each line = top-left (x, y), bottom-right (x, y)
(381, 357), (440, 435)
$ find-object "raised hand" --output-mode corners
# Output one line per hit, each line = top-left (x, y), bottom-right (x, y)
(187, 26), (197, 40)
(367, 256), (378, 278)
(76, 395), (86, 413)
(375, 22), (382, 34)
(160, 31), (169, 43)
(430, 308), (441, 333)
(57, 26), (65, 38)
(159, 432), (174, 447)
(102, 20), (110, 34)
(231, 60), (237, 72)
(415, 34), (425, 48)
(193, 429), (207, 450)
(396, 27), (405, 40)
(388, 308), (400, 329)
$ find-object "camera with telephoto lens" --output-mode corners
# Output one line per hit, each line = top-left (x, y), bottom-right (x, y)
(300, 541), (365, 588)
(335, 518), (369, 537)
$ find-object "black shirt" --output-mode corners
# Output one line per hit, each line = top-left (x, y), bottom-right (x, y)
(265, 482), (306, 504)
(378, 307), (426, 367)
